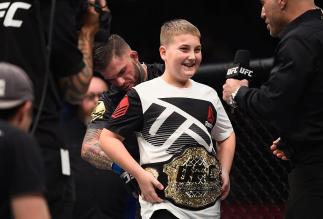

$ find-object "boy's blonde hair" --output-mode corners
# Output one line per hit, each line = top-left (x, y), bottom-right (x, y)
(160, 19), (201, 46)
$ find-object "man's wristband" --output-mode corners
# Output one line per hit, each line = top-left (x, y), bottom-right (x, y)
(232, 87), (239, 99)
(112, 163), (123, 175)
(229, 87), (240, 108)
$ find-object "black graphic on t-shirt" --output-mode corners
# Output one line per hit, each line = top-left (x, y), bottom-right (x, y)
(142, 98), (213, 154)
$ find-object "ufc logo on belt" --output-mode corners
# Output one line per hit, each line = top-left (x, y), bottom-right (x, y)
(0, 2), (31, 27)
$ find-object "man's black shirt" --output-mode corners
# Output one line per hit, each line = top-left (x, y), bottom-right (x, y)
(236, 9), (323, 163)
(0, 0), (85, 150)
(0, 120), (45, 219)
(89, 63), (164, 159)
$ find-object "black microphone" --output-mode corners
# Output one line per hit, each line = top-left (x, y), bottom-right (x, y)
(226, 50), (253, 81)
(225, 50), (253, 109)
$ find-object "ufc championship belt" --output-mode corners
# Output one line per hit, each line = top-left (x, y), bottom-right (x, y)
(142, 146), (222, 210)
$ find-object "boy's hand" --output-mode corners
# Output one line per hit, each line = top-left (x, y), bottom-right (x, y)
(137, 169), (164, 203)
(220, 171), (230, 200)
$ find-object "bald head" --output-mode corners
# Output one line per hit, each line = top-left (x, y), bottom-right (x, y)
(285, 0), (316, 21)
(260, 0), (317, 37)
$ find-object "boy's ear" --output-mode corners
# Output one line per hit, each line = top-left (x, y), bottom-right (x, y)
(130, 50), (139, 61)
(159, 46), (166, 60)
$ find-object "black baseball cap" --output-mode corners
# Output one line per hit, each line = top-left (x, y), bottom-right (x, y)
(0, 62), (34, 109)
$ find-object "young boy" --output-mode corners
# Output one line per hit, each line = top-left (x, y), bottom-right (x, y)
(100, 19), (235, 219)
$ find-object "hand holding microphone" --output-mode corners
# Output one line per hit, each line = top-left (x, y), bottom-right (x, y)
(223, 50), (253, 106)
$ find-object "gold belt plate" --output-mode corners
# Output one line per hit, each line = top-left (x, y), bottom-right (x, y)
(163, 147), (222, 210)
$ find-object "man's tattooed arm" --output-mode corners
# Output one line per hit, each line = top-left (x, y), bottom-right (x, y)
(59, 1), (102, 104)
(81, 127), (113, 170)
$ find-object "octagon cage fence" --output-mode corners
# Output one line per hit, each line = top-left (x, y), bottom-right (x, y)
(193, 58), (292, 219)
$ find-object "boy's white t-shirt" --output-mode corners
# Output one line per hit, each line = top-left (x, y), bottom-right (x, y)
(107, 77), (233, 219)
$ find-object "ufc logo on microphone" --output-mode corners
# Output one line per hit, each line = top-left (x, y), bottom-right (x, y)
(227, 67), (238, 76)
(238, 67), (253, 77)
(0, 2), (31, 27)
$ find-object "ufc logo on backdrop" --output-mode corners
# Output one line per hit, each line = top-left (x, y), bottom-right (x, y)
(0, 2), (31, 27)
